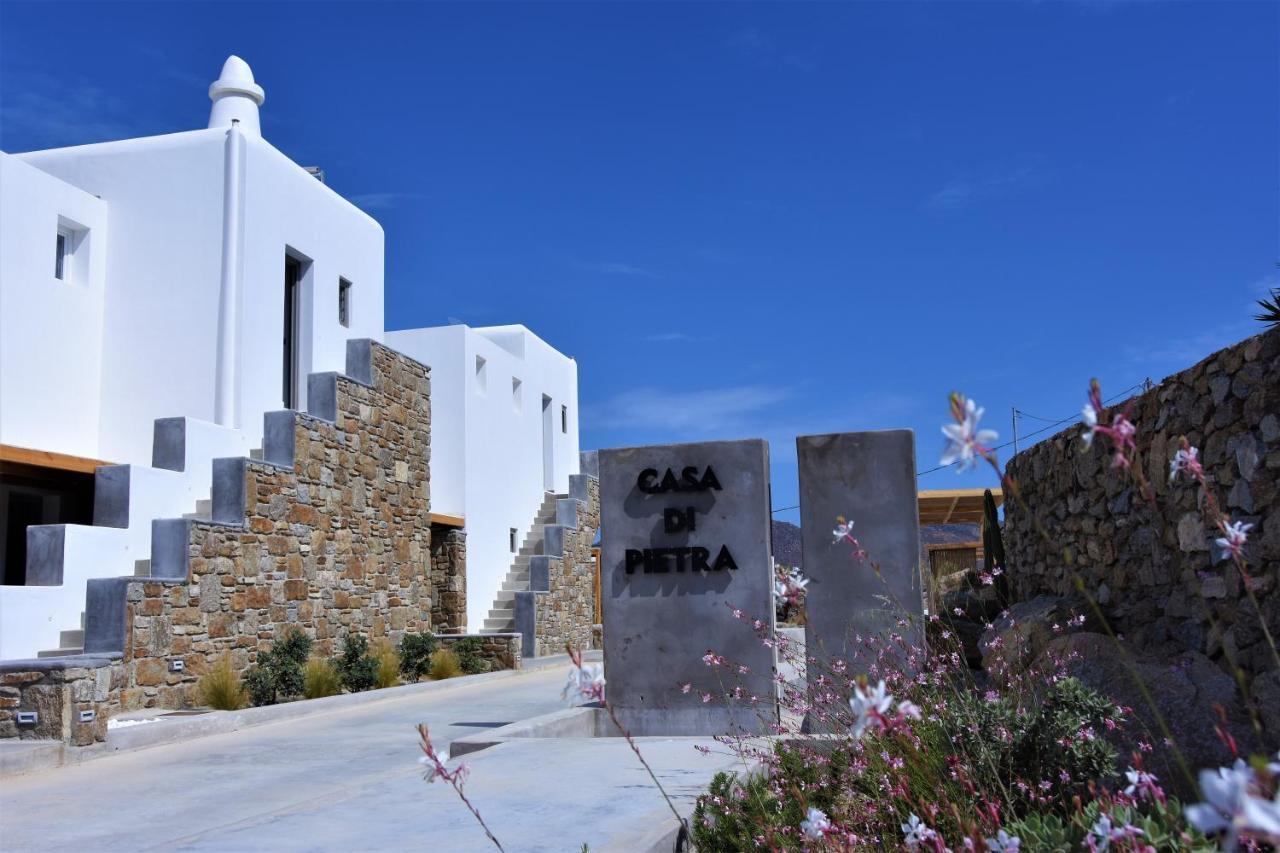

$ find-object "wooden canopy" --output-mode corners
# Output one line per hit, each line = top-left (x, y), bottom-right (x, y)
(917, 488), (1002, 525)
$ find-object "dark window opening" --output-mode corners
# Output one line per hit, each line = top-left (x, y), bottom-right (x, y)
(338, 278), (352, 328)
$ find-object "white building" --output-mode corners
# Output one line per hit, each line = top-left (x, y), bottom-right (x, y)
(0, 56), (581, 659)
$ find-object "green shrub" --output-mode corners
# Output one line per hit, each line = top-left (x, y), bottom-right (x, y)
(398, 632), (438, 682)
(372, 638), (400, 689)
(693, 742), (848, 852)
(452, 636), (490, 674)
(941, 677), (1122, 810)
(242, 627), (313, 706)
(335, 633), (379, 692)
(429, 647), (463, 680)
(242, 663), (276, 706)
(1003, 801), (1214, 852)
(303, 656), (342, 699)
(197, 655), (246, 710)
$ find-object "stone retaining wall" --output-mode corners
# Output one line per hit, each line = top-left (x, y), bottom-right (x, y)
(1004, 328), (1278, 680)
(534, 478), (600, 656)
(0, 656), (124, 744)
(437, 633), (521, 671)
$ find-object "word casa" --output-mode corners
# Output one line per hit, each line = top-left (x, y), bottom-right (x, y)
(636, 466), (722, 494)
(624, 545), (739, 574)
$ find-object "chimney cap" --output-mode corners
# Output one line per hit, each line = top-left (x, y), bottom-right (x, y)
(209, 55), (264, 106)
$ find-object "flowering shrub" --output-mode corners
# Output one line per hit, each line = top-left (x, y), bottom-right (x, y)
(775, 561), (809, 624)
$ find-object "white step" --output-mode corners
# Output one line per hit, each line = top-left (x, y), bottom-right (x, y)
(134, 559), (151, 577)
(59, 629), (84, 647)
(37, 647), (84, 658)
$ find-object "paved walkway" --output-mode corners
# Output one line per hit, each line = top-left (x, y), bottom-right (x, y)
(0, 666), (742, 852)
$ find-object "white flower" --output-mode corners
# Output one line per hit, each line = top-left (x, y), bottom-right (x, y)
(1169, 445), (1200, 482)
(1088, 814), (1114, 850)
(561, 663), (605, 704)
(897, 699), (922, 720)
(901, 813), (936, 850)
(833, 519), (854, 541)
(1215, 521), (1253, 560)
(850, 679), (894, 738)
(941, 397), (998, 471)
(800, 806), (832, 839)
(1123, 766), (1158, 798)
(1081, 403), (1099, 447)
(1186, 759), (1280, 842)
(986, 829), (1020, 852)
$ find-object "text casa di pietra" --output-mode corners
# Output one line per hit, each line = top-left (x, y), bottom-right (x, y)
(625, 466), (739, 575)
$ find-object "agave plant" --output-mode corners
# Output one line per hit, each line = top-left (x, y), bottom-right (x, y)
(1255, 286), (1280, 328)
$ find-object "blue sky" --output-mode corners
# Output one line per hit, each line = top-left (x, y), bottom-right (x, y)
(2, 1), (1274, 522)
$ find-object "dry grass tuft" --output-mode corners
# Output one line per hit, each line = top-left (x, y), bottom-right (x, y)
(428, 647), (463, 680)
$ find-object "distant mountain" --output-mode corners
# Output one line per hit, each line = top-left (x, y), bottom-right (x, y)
(771, 519), (979, 569)
(771, 520), (803, 567)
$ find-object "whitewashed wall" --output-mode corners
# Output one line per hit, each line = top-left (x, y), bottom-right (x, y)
(0, 154), (109, 459)
(13, 130), (383, 466)
(390, 324), (580, 630)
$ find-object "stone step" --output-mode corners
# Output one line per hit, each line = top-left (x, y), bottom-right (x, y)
(249, 447), (264, 460)
(59, 629), (84, 647)
(37, 647), (84, 658)
(487, 607), (513, 620)
(134, 558), (151, 577)
(481, 621), (514, 633)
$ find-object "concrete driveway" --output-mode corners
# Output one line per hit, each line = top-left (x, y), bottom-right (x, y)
(0, 665), (742, 852)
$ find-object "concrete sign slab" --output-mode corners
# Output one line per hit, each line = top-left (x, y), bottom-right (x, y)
(797, 430), (924, 665)
(599, 439), (778, 736)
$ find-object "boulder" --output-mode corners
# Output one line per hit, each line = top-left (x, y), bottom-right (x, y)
(1040, 632), (1263, 798)
(978, 594), (1100, 674)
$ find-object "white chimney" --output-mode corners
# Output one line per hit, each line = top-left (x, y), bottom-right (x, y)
(208, 55), (265, 137)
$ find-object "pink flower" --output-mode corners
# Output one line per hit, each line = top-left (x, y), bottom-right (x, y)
(1215, 520), (1253, 560)
(681, 682), (692, 694)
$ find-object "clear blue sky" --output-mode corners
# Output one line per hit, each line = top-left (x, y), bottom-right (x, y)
(2, 1), (1274, 522)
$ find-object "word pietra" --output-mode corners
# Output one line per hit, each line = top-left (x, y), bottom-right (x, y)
(625, 465), (739, 575)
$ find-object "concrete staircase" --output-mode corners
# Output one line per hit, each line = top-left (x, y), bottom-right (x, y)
(0, 416), (255, 661)
(480, 492), (563, 633)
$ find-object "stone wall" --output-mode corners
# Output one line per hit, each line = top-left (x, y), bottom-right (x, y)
(112, 342), (436, 709)
(0, 655), (124, 744)
(437, 633), (521, 671)
(1004, 328), (1278, 680)
(430, 526), (467, 633)
(533, 478), (600, 657)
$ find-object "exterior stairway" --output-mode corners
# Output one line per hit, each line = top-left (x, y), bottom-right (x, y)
(481, 492), (562, 633)
(33, 492), (219, 658)
(0, 413), (255, 660)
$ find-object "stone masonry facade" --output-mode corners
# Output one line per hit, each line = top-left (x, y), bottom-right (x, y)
(533, 478), (600, 657)
(116, 342), (439, 709)
(1004, 327), (1278, 682)
(430, 526), (467, 633)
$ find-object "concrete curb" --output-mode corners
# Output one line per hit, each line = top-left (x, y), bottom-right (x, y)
(0, 652), (588, 778)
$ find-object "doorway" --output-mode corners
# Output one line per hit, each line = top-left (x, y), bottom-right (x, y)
(283, 255), (303, 408)
(541, 395), (554, 491)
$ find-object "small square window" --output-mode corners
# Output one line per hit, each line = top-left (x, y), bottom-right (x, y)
(475, 356), (487, 392)
(338, 278), (352, 327)
(512, 377), (523, 411)
(561, 405), (568, 433)
(55, 230), (69, 280)
(509, 528), (518, 552)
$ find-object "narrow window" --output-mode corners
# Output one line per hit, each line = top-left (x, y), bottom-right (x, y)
(54, 230), (69, 280)
(561, 405), (568, 433)
(338, 278), (352, 327)
(509, 528), (518, 553)
(512, 377), (523, 412)
(475, 356), (487, 392)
